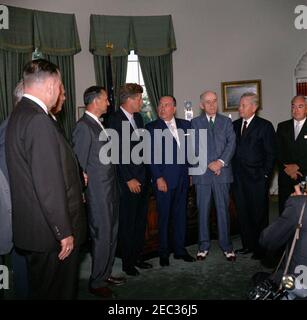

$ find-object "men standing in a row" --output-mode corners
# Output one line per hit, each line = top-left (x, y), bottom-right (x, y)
(146, 96), (195, 267)
(5, 59), (86, 299)
(73, 86), (125, 298)
(276, 95), (307, 214)
(232, 92), (276, 259)
(191, 91), (236, 261)
(109, 83), (152, 276)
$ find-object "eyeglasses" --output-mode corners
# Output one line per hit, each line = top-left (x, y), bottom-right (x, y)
(291, 104), (305, 110)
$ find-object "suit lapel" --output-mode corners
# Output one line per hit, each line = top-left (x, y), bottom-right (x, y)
(241, 116), (257, 139)
(83, 113), (109, 141)
(296, 118), (307, 141)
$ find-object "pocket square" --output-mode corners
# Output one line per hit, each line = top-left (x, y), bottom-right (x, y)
(184, 133), (190, 136)
(304, 135), (307, 139)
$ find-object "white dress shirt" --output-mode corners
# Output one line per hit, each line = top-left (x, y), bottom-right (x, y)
(85, 110), (109, 139)
(294, 118), (306, 140)
(241, 114), (255, 134)
(164, 117), (180, 147)
(23, 94), (48, 114)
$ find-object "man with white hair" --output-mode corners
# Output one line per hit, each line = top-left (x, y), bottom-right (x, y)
(276, 95), (307, 215)
(232, 92), (276, 260)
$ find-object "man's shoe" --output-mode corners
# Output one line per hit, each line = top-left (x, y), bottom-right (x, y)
(235, 248), (252, 255)
(224, 251), (236, 262)
(123, 267), (140, 276)
(135, 261), (153, 269)
(89, 286), (113, 298)
(105, 276), (127, 286)
(174, 253), (196, 262)
(160, 257), (170, 267)
(196, 251), (209, 261)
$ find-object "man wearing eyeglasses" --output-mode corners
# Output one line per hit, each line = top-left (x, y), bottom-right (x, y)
(277, 95), (307, 215)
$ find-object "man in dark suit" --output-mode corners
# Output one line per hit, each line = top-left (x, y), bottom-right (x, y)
(109, 83), (152, 276)
(5, 59), (86, 299)
(276, 95), (307, 215)
(191, 91), (236, 262)
(73, 86), (125, 298)
(232, 92), (276, 259)
(259, 184), (307, 299)
(146, 96), (195, 266)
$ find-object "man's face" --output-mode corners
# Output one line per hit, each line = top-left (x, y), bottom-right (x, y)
(239, 97), (257, 119)
(95, 90), (109, 115)
(48, 76), (62, 109)
(158, 96), (176, 121)
(291, 97), (307, 121)
(52, 83), (66, 114)
(200, 92), (218, 116)
(129, 93), (143, 113)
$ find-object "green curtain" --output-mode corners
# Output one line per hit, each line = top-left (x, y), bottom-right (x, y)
(90, 15), (176, 57)
(45, 54), (76, 141)
(0, 50), (31, 122)
(93, 55), (128, 109)
(0, 6), (34, 122)
(139, 54), (173, 112)
(90, 14), (176, 113)
(0, 6), (80, 137)
(35, 11), (81, 142)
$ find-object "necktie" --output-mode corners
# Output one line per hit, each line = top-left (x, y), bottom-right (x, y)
(295, 121), (300, 140)
(130, 115), (140, 138)
(209, 117), (214, 128)
(168, 122), (180, 147)
(241, 120), (248, 136)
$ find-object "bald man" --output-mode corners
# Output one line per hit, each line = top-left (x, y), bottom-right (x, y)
(277, 95), (307, 214)
(191, 91), (236, 262)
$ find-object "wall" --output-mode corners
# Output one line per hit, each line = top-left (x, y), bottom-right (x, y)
(3, 0), (307, 191)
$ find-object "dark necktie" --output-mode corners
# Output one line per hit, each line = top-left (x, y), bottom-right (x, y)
(241, 120), (248, 136)
(209, 117), (214, 128)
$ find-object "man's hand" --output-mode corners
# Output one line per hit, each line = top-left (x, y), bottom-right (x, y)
(127, 178), (141, 193)
(284, 164), (302, 180)
(58, 236), (74, 260)
(291, 184), (307, 196)
(157, 177), (168, 193)
(208, 160), (223, 174)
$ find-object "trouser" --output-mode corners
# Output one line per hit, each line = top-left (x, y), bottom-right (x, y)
(118, 183), (148, 270)
(155, 183), (188, 257)
(25, 247), (80, 300)
(196, 183), (233, 252)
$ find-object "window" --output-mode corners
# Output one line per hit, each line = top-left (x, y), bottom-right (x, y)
(126, 51), (156, 124)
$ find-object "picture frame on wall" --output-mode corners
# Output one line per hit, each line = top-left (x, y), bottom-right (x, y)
(221, 79), (262, 111)
(78, 106), (86, 119)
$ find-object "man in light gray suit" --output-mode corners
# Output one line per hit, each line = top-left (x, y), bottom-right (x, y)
(73, 86), (125, 299)
(191, 91), (236, 261)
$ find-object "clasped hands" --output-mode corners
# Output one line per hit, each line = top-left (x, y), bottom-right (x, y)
(284, 164), (302, 180)
(208, 160), (223, 176)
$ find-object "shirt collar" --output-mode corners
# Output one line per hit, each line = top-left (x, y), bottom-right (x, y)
(294, 117), (306, 127)
(120, 106), (134, 121)
(242, 114), (255, 126)
(85, 110), (104, 128)
(49, 112), (57, 121)
(206, 114), (216, 122)
(23, 94), (48, 114)
(164, 117), (176, 126)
